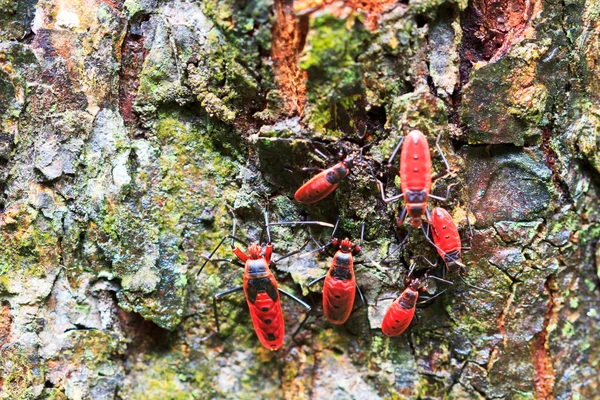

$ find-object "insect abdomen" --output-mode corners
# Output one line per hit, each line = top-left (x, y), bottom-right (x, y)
(322, 252), (356, 324)
(381, 288), (418, 336)
(294, 163), (349, 204)
(244, 271), (285, 350)
(399, 130), (432, 194)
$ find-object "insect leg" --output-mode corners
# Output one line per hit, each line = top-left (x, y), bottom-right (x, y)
(386, 136), (405, 170)
(432, 133), (451, 181)
(351, 222), (365, 256)
(291, 312), (312, 345)
(350, 284), (366, 315)
(273, 240), (311, 263)
(307, 275), (326, 288)
(375, 296), (397, 305)
(429, 183), (458, 202)
(413, 254), (439, 268)
(375, 179), (404, 203)
(198, 235), (247, 276)
(201, 286), (243, 341)
(457, 273), (502, 297)
(279, 288), (311, 311)
(197, 212), (249, 276)
(301, 167), (325, 172)
(380, 225), (412, 263)
(201, 258), (245, 268)
(397, 207), (408, 225)
(426, 274), (454, 286)
(278, 288), (312, 347)
(417, 289), (447, 306)
(462, 208), (474, 249)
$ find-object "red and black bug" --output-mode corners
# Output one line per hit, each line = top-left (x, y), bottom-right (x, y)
(294, 155), (355, 204)
(415, 208), (500, 295)
(428, 207), (468, 274)
(381, 278), (421, 336)
(379, 264), (451, 336)
(307, 220), (366, 325)
(376, 130), (452, 228)
(198, 211), (315, 351)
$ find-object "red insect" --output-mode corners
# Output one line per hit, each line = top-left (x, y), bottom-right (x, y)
(377, 130), (451, 228)
(424, 208), (498, 295)
(429, 207), (467, 274)
(379, 265), (450, 336)
(381, 278), (421, 336)
(308, 221), (365, 325)
(294, 156), (354, 204)
(198, 212), (311, 351)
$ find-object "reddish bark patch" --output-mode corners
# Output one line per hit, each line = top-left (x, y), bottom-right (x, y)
(272, 0), (308, 117)
(347, 0), (399, 29)
(531, 276), (556, 400)
(296, 0), (398, 30)
(272, 0), (396, 117)
(541, 126), (571, 200)
(459, 0), (538, 86)
(0, 301), (12, 345)
(101, 0), (124, 11)
(118, 28), (147, 131)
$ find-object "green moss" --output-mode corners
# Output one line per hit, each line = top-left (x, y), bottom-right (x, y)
(0, 343), (43, 399)
(300, 10), (371, 135)
(91, 107), (241, 330)
(0, 205), (60, 283)
(460, 41), (549, 145)
(561, 321), (576, 338)
(569, 297), (579, 309)
(125, 350), (218, 399)
(184, 0), (274, 122)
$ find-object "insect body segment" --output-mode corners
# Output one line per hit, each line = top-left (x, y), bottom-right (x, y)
(322, 238), (360, 324)
(376, 130), (451, 230)
(429, 207), (465, 273)
(199, 212), (312, 351)
(381, 279), (420, 337)
(294, 157), (354, 204)
(242, 243), (285, 350)
(399, 130), (433, 228)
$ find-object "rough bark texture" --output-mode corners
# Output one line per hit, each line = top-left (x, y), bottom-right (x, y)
(1, 0), (599, 399)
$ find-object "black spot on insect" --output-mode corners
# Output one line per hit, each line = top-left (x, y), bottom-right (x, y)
(267, 333), (276, 341)
(334, 295), (341, 299)
(265, 319), (272, 325)
(333, 305), (340, 309)
(261, 307), (268, 312)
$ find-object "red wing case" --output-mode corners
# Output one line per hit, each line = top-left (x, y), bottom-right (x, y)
(400, 130), (432, 194)
(430, 207), (462, 259)
(322, 252), (356, 324)
(294, 162), (349, 204)
(244, 274), (285, 350)
(294, 170), (338, 204)
(381, 288), (418, 336)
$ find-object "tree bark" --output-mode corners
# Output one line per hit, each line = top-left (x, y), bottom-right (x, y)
(1, 0), (599, 399)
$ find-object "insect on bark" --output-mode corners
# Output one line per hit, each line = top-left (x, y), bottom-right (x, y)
(421, 208), (499, 295)
(307, 220), (366, 325)
(294, 156), (355, 204)
(198, 211), (318, 350)
(376, 130), (453, 228)
(379, 264), (451, 336)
